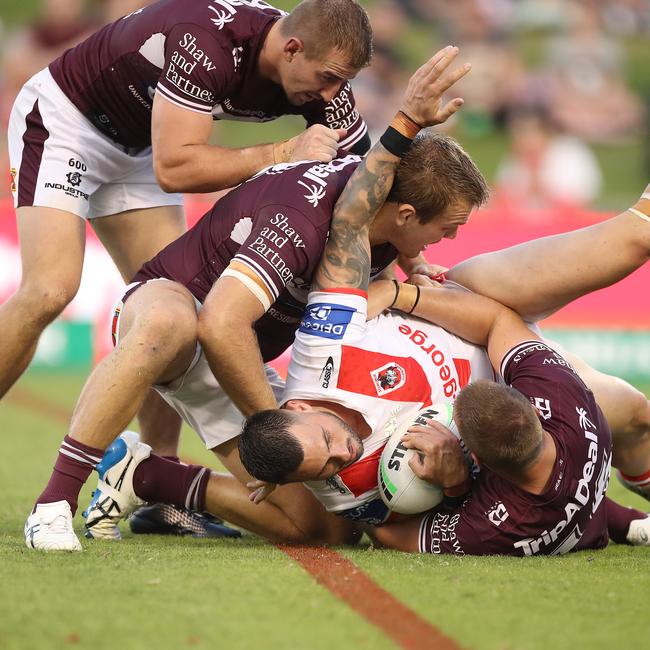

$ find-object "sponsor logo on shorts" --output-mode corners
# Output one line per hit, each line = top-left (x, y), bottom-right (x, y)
(10, 167), (17, 193)
(299, 302), (354, 340)
(66, 172), (82, 187)
(320, 356), (335, 388)
(44, 182), (89, 200)
(370, 363), (406, 396)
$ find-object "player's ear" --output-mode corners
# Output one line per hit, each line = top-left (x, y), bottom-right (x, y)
(284, 37), (305, 61)
(396, 203), (417, 227)
(284, 399), (313, 412)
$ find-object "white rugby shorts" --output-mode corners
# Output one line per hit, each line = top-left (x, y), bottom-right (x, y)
(8, 68), (183, 219)
(112, 281), (286, 450)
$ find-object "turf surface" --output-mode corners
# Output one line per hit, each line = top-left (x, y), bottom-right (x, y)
(1, 370), (649, 650)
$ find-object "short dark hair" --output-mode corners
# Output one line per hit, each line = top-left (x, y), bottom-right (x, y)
(239, 410), (304, 483)
(387, 131), (489, 224)
(454, 380), (543, 473)
(281, 0), (373, 70)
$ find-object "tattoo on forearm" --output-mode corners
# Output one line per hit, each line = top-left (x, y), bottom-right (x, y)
(315, 143), (400, 291)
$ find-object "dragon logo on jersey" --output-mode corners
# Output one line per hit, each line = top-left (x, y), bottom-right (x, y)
(370, 363), (406, 396)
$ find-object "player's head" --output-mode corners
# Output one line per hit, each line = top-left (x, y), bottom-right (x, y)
(379, 132), (489, 258)
(239, 404), (364, 483)
(277, 0), (373, 104)
(453, 380), (544, 475)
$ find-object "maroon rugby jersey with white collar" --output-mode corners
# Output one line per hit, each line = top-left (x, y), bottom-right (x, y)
(49, 0), (367, 150)
(419, 341), (612, 556)
(130, 155), (397, 361)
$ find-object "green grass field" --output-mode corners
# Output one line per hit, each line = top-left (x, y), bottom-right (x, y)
(1, 370), (649, 650)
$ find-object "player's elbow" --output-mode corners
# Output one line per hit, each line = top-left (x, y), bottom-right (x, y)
(153, 150), (189, 193)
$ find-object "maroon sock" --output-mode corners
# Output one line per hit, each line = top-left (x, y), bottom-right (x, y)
(606, 496), (646, 544)
(133, 454), (210, 511)
(36, 435), (105, 515)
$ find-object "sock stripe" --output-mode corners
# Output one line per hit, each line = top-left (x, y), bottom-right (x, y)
(620, 467), (650, 484)
(61, 440), (102, 465)
(59, 447), (99, 467)
(186, 468), (209, 511)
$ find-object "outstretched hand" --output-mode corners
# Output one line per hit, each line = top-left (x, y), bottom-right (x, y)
(400, 45), (471, 128)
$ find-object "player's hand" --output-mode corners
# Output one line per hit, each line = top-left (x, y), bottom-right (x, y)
(400, 45), (471, 128)
(287, 125), (347, 163)
(246, 479), (277, 504)
(405, 262), (448, 288)
(401, 420), (469, 490)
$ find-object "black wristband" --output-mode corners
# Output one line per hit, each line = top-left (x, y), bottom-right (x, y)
(380, 126), (414, 157)
(407, 285), (421, 314)
(389, 280), (400, 308)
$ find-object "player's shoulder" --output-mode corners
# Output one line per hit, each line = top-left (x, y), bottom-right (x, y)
(244, 154), (362, 220)
(163, 0), (283, 44)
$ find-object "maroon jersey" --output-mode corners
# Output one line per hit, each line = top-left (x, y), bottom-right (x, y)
(131, 155), (398, 361)
(419, 341), (612, 556)
(49, 0), (367, 150)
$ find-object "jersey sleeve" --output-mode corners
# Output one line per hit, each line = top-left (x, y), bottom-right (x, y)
(295, 288), (368, 349)
(302, 82), (369, 152)
(156, 24), (234, 115)
(231, 204), (319, 304)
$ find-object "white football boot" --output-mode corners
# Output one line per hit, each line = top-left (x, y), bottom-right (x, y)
(627, 515), (650, 546)
(83, 431), (151, 540)
(25, 500), (82, 552)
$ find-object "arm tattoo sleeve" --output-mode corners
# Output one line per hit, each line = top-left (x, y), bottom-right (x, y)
(314, 143), (400, 292)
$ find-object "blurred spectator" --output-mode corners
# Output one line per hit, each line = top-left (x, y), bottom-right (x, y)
(1, 0), (94, 124)
(352, 0), (411, 139)
(542, 1), (644, 144)
(494, 107), (603, 212)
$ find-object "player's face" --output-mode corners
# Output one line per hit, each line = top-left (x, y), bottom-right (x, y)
(281, 47), (357, 105)
(395, 201), (472, 258)
(286, 411), (364, 481)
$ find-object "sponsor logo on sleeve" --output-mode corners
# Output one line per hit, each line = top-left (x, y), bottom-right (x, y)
(532, 397), (552, 420)
(299, 302), (355, 340)
(320, 356), (335, 388)
(370, 363), (406, 396)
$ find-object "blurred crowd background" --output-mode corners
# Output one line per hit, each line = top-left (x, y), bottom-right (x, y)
(1, 0), (650, 376)
(1, 0), (649, 211)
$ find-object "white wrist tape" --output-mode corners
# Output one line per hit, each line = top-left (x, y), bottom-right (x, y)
(221, 268), (271, 311)
(628, 207), (650, 224)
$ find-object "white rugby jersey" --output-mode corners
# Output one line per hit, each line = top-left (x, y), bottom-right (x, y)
(282, 288), (494, 524)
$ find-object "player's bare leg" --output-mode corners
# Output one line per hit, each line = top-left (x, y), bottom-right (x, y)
(448, 195), (650, 322)
(213, 438), (361, 545)
(91, 204), (187, 456)
(566, 351), (650, 501)
(68, 280), (196, 450)
(0, 207), (85, 397)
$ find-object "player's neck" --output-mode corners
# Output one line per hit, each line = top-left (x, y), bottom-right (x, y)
(368, 204), (399, 246)
(508, 430), (557, 495)
(257, 19), (284, 83)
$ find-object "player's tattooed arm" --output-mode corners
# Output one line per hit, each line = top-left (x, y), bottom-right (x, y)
(313, 46), (471, 293)
(314, 144), (400, 292)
